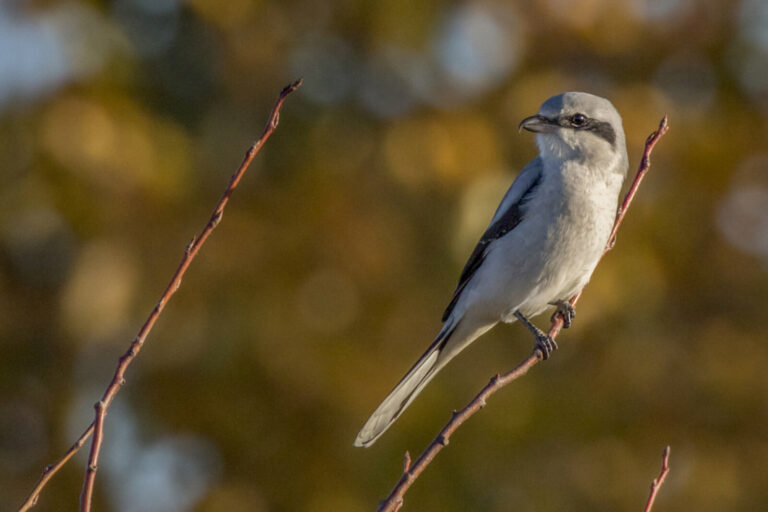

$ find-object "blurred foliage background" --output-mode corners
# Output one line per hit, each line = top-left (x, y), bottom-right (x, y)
(2, 0), (768, 510)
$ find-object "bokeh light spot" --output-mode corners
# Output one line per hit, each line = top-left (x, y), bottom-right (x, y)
(59, 239), (138, 344)
(434, 4), (521, 96)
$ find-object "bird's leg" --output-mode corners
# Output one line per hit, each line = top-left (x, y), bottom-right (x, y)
(549, 299), (576, 329)
(514, 310), (558, 360)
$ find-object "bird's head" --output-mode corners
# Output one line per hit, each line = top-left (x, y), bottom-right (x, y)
(519, 92), (628, 173)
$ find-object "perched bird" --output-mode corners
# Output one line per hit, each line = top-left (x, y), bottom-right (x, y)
(354, 92), (628, 448)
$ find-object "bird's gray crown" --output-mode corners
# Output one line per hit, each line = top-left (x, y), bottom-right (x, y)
(539, 92), (618, 120)
(539, 92), (622, 146)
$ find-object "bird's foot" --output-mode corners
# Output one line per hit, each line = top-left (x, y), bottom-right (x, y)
(514, 310), (558, 360)
(534, 331), (558, 360)
(550, 300), (576, 329)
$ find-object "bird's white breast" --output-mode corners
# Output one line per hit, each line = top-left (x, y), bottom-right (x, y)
(469, 156), (624, 322)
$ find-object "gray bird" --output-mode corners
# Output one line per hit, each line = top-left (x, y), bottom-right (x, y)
(354, 92), (628, 448)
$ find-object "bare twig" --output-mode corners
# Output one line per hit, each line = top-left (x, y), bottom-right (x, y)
(643, 446), (671, 512)
(377, 116), (669, 512)
(17, 79), (302, 512)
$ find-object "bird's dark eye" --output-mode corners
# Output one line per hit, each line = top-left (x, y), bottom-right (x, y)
(570, 113), (587, 127)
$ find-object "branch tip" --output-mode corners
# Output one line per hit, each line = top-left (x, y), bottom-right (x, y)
(285, 78), (304, 93)
(661, 445), (671, 469)
(643, 445), (672, 512)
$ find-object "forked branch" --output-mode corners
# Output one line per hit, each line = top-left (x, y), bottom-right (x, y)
(377, 116), (670, 512)
(17, 79), (302, 512)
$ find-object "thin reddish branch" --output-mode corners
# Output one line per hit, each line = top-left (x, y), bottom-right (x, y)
(390, 453), (410, 512)
(377, 116), (669, 512)
(608, 116), (670, 250)
(643, 446), (671, 512)
(17, 79), (302, 512)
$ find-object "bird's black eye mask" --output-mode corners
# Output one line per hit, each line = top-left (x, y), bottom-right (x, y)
(554, 113), (617, 147)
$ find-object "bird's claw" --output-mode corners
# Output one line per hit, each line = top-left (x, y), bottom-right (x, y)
(535, 332), (558, 360)
(514, 309), (559, 360)
(550, 300), (576, 329)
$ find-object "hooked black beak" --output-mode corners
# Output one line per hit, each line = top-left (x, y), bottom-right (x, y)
(518, 114), (556, 133)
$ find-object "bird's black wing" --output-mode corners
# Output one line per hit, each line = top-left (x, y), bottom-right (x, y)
(441, 159), (543, 321)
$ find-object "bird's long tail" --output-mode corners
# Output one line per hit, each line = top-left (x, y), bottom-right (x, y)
(354, 318), (494, 447)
